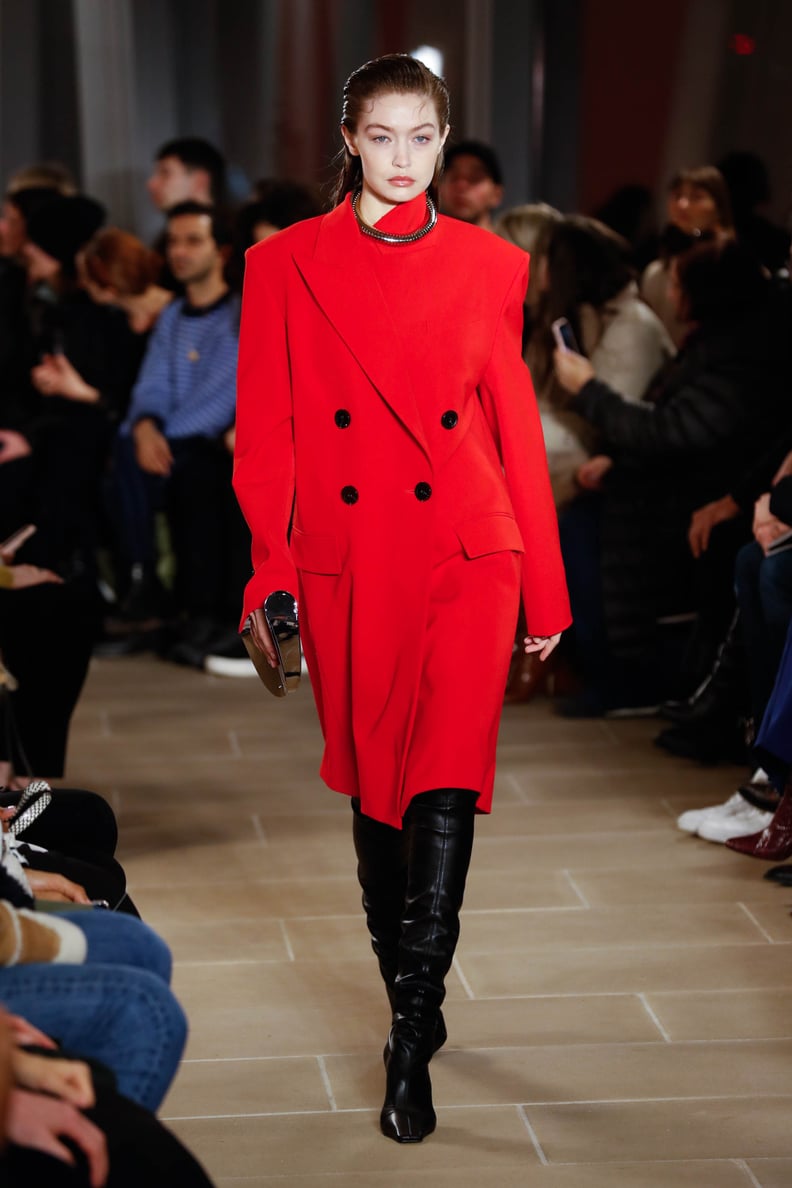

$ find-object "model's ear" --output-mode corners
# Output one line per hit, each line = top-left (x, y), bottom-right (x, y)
(439, 125), (450, 152)
(340, 125), (359, 156)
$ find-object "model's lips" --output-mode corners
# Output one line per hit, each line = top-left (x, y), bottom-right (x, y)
(389, 176), (415, 186)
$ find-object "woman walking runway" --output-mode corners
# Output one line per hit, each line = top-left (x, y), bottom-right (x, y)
(234, 54), (571, 1143)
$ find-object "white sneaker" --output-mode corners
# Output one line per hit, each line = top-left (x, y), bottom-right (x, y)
(697, 804), (773, 844)
(676, 791), (747, 834)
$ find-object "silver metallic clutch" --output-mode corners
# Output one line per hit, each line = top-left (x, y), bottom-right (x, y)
(242, 590), (301, 698)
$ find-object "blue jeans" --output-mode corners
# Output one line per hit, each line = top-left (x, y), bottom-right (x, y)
(0, 911), (186, 1110)
(734, 541), (792, 723)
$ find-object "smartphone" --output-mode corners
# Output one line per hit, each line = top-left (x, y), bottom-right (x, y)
(551, 317), (581, 354)
(0, 524), (36, 555)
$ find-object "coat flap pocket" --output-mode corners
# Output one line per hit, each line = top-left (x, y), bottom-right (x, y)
(290, 528), (342, 575)
(456, 514), (524, 559)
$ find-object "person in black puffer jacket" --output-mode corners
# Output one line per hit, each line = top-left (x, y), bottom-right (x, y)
(553, 239), (790, 715)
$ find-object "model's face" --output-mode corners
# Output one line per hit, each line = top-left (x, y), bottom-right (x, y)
(668, 182), (720, 235)
(166, 213), (221, 285)
(439, 154), (503, 225)
(342, 92), (448, 209)
(23, 240), (60, 283)
(0, 201), (26, 257)
(147, 156), (209, 211)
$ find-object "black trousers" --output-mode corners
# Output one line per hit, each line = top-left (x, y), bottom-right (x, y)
(0, 584), (95, 777)
(2, 1079), (215, 1187)
(113, 433), (250, 623)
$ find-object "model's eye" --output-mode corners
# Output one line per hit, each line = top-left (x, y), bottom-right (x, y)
(414, 136), (431, 144)
(371, 135), (390, 143)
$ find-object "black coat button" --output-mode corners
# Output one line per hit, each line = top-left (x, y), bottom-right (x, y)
(334, 409), (351, 428)
(414, 482), (432, 502)
(441, 410), (458, 429)
(341, 485), (359, 504)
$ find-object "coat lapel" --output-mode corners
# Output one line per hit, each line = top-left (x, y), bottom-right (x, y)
(292, 202), (431, 460)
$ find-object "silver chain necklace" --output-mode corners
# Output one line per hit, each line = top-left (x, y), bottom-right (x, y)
(352, 189), (437, 245)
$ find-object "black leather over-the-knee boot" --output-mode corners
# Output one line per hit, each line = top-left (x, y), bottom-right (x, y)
(380, 788), (476, 1143)
(351, 799), (448, 1052)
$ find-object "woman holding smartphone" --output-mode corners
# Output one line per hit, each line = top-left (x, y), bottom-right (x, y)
(234, 54), (570, 1143)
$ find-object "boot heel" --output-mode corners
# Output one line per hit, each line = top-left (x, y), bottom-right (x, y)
(380, 1030), (436, 1143)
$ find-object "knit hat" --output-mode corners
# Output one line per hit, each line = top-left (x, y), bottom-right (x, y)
(26, 194), (106, 269)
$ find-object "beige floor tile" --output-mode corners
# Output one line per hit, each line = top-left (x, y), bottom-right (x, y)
(464, 865), (584, 910)
(646, 989), (792, 1041)
(132, 878), (360, 927)
(163, 1055), (330, 1118)
(471, 830), (745, 872)
(732, 899), (792, 943)
(460, 941), (792, 998)
(480, 797), (674, 835)
(746, 1158), (792, 1187)
(442, 994), (662, 1047)
(459, 902), (768, 953)
(172, 959), (464, 1059)
(215, 1162), (751, 1187)
(323, 1039), (792, 1110)
(572, 865), (787, 905)
(169, 1107), (538, 1178)
(526, 1096), (792, 1161)
(160, 918), (291, 963)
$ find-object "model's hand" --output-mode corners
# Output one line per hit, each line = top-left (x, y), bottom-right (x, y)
(524, 633), (562, 661)
(133, 419), (173, 476)
(223, 425), (236, 454)
(576, 454), (613, 491)
(553, 348), (594, 395)
(6, 1089), (108, 1187)
(12, 1048), (95, 1108)
(248, 608), (279, 668)
(8, 564), (63, 590)
(0, 429), (32, 465)
(27, 869), (91, 904)
(688, 495), (739, 559)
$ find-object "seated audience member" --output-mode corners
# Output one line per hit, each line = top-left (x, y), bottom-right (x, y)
(439, 140), (504, 230)
(494, 203), (562, 703)
(726, 615), (792, 863)
(146, 138), (228, 291)
(718, 150), (791, 275)
(592, 183), (659, 272)
(641, 165), (734, 347)
(79, 229), (172, 337)
(3, 195), (140, 582)
(0, 835), (186, 1113)
(676, 472), (792, 843)
(552, 240), (788, 717)
(114, 202), (249, 667)
(5, 162), (77, 196)
(79, 228), (174, 616)
(0, 187), (67, 404)
(228, 179), (321, 290)
(0, 1010), (215, 1186)
(529, 215), (674, 509)
(147, 138), (227, 213)
(0, 541), (94, 784)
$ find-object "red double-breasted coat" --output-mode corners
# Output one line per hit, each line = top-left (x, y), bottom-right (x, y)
(234, 192), (571, 827)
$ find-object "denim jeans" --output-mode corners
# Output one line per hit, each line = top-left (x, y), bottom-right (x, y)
(0, 910), (186, 1110)
(735, 540), (792, 723)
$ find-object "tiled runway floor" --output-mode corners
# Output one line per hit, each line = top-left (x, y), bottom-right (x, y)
(65, 656), (792, 1187)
